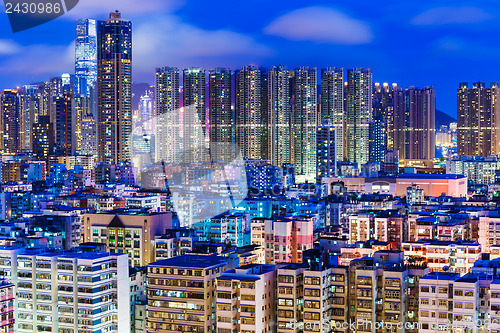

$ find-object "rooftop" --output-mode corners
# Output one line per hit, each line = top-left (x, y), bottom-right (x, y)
(149, 254), (227, 269)
(398, 173), (466, 180)
(421, 272), (461, 281)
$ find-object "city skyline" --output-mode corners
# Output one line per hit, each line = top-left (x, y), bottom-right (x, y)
(2, 3), (500, 333)
(2, 1), (500, 116)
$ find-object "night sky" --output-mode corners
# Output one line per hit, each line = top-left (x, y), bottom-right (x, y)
(1, 0), (500, 117)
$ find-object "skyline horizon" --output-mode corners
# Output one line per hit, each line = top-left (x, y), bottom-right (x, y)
(2, 1), (500, 117)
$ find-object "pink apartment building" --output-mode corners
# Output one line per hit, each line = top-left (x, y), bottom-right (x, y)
(0, 280), (14, 333)
(264, 215), (314, 264)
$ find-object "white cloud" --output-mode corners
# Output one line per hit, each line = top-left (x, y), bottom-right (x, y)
(264, 6), (373, 45)
(0, 40), (22, 55)
(411, 7), (493, 25)
(63, 0), (183, 19)
(133, 15), (271, 76)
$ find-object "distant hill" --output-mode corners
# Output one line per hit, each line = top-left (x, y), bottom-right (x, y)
(436, 110), (456, 128)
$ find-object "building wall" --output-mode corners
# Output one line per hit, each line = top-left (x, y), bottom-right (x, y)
(10, 251), (130, 333)
(83, 212), (174, 266)
(146, 256), (227, 332)
(216, 265), (276, 333)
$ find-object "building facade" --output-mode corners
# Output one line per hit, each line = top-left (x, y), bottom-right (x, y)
(393, 86), (436, 161)
(155, 67), (180, 164)
(97, 11), (133, 164)
(345, 68), (372, 165)
(457, 82), (500, 157)
(292, 67), (317, 182)
(146, 255), (228, 333)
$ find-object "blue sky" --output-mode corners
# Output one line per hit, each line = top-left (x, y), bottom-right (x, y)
(1, 0), (500, 117)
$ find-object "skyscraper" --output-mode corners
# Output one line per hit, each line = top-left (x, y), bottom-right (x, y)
(345, 68), (372, 164)
(393, 86), (436, 160)
(17, 90), (29, 152)
(139, 93), (153, 134)
(183, 67), (207, 163)
(235, 66), (262, 160)
(32, 115), (54, 162)
(373, 82), (397, 151)
(49, 76), (63, 139)
(292, 67), (317, 182)
(72, 95), (87, 155)
(80, 114), (97, 156)
(54, 94), (74, 156)
(317, 118), (336, 180)
(0, 89), (21, 154)
(457, 82), (500, 157)
(208, 68), (233, 162)
(97, 11), (132, 164)
(369, 116), (387, 162)
(75, 19), (97, 98)
(265, 65), (291, 166)
(320, 67), (344, 162)
(155, 67), (180, 164)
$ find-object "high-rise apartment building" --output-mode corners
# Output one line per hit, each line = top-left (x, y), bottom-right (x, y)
(368, 116), (387, 162)
(265, 65), (291, 166)
(17, 90), (29, 152)
(80, 114), (97, 156)
(345, 68), (372, 165)
(208, 68), (233, 163)
(97, 11), (132, 164)
(32, 116), (54, 162)
(457, 82), (500, 157)
(236, 66), (263, 160)
(393, 86), (436, 160)
(373, 82), (397, 151)
(320, 67), (344, 162)
(0, 89), (21, 154)
(146, 255), (228, 333)
(72, 95), (86, 154)
(155, 67), (180, 164)
(316, 118), (336, 179)
(48, 77), (64, 140)
(54, 94), (74, 156)
(183, 67), (207, 162)
(292, 67), (317, 182)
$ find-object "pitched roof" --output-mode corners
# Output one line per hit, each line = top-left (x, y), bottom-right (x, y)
(108, 215), (124, 228)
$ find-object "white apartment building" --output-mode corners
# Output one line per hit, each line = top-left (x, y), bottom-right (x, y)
(275, 263), (349, 333)
(0, 247), (130, 333)
(216, 264), (276, 333)
(419, 271), (494, 333)
(402, 240), (481, 274)
(479, 214), (500, 252)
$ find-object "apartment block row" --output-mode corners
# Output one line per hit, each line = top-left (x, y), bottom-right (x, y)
(145, 252), (429, 333)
